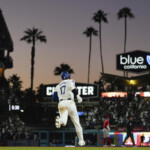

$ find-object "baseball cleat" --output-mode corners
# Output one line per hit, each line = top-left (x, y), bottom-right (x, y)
(55, 116), (61, 128)
(78, 140), (85, 146)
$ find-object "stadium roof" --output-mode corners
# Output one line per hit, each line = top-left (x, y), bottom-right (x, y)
(0, 9), (13, 52)
(101, 73), (150, 87)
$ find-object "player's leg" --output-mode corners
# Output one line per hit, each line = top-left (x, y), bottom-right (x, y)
(130, 134), (135, 146)
(103, 129), (107, 146)
(70, 114), (85, 146)
(56, 101), (69, 128)
(68, 102), (85, 146)
(103, 128), (111, 146)
(107, 136), (111, 145)
(122, 134), (129, 146)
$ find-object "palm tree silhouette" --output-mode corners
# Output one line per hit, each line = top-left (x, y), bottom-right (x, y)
(20, 27), (47, 91)
(8, 74), (22, 91)
(8, 74), (23, 103)
(117, 7), (135, 53)
(83, 27), (98, 83)
(92, 10), (108, 74)
(117, 7), (135, 77)
(54, 63), (74, 76)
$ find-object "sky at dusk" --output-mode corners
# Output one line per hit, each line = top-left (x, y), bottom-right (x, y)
(1, 0), (150, 90)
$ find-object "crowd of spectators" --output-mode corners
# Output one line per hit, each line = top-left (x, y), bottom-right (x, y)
(80, 94), (150, 130)
(71, 93), (150, 130)
(0, 115), (38, 141)
(99, 95), (150, 128)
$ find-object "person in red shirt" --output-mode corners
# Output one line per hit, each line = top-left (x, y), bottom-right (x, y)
(103, 116), (114, 147)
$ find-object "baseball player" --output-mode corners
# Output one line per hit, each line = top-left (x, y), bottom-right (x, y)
(52, 71), (85, 146)
(103, 116), (114, 147)
(121, 116), (136, 147)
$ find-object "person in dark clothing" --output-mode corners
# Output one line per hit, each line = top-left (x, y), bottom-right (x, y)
(121, 117), (136, 147)
(140, 134), (145, 146)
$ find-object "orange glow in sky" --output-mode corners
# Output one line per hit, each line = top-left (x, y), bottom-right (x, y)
(1, 0), (150, 89)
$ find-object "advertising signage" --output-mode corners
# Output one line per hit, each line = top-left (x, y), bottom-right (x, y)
(116, 50), (150, 73)
(43, 83), (99, 98)
(109, 132), (150, 146)
(135, 91), (150, 97)
(101, 92), (127, 98)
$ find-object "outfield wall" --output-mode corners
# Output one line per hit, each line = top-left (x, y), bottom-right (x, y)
(35, 130), (150, 147)
(3, 130), (150, 146)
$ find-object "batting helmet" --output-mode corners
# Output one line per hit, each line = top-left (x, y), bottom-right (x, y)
(61, 71), (70, 80)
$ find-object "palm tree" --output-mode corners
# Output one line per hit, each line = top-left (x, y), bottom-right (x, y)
(36, 83), (44, 101)
(54, 63), (74, 76)
(92, 10), (108, 74)
(117, 7), (135, 53)
(8, 74), (23, 103)
(8, 74), (22, 91)
(20, 27), (47, 91)
(83, 27), (98, 83)
(117, 7), (135, 77)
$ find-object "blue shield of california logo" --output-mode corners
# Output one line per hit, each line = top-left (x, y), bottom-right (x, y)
(146, 55), (150, 65)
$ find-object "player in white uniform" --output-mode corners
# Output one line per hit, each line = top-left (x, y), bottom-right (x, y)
(52, 71), (85, 146)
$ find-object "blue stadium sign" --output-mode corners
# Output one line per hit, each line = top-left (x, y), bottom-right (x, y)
(43, 83), (99, 98)
(116, 50), (150, 73)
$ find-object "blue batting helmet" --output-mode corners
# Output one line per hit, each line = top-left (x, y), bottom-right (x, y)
(61, 71), (70, 80)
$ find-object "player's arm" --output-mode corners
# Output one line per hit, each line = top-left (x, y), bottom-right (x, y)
(69, 80), (82, 103)
(52, 91), (59, 101)
(72, 88), (78, 98)
(72, 88), (82, 103)
(106, 124), (110, 131)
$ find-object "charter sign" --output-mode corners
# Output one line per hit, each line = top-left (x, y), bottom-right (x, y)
(43, 83), (99, 98)
(116, 50), (150, 73)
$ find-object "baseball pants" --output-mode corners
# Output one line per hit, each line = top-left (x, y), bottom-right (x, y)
(58, 100), (84, 141)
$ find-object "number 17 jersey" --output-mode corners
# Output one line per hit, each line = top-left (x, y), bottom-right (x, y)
(56, 79), (75, 101)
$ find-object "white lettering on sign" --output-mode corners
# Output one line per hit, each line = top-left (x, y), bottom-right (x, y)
(82, 86), (87, 95)
(124, 65), (147, 69)
(77, 86), (94, 95)
(46, 87), (55, 96)
(120, 55), (147, 70)
(46, 86), (95, 96)
(120, 55), (144, 65)
(77, 86), (82, 95)
(88, 86), (94, 95)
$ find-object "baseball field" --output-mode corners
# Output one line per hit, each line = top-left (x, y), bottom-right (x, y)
(1, 147), (150, 150)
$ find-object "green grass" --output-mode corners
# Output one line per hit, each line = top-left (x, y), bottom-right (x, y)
(0, 147), (150, 150)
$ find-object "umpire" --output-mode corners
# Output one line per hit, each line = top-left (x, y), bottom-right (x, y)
(121, 116), (136, 147)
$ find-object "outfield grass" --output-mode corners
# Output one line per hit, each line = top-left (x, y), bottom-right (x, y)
(0, 147), (150, 150)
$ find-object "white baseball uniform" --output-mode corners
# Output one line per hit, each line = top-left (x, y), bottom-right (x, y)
(55, 79), (85, 145)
